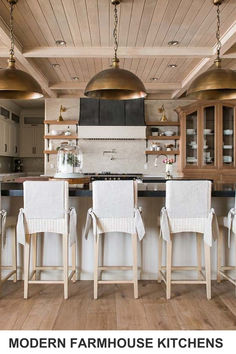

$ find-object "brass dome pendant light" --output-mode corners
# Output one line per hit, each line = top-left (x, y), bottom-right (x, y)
(84, 0), (147, 100)
(0, 0), (43, 99)
(187, 0), (236, 100)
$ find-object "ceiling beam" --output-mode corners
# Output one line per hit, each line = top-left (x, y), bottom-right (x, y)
(0, 16), (56, 98)
(50, 82), (181, 91)
(23, 46), (214, 59)
(172, 21), (236, 99)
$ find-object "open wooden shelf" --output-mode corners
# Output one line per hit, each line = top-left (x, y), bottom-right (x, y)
(44, 135), (78, 140)
(44, 120), (78, 125)
(145, 150), (180, 155)
(147, 135), (180, 140)
(146, 121), (180, 126)
(44, 150), (57, 154)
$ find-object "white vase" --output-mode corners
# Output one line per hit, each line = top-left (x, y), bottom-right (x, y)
(165, 163), (173, 179)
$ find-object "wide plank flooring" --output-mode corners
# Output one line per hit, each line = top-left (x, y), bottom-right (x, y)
(0, 281), (236, 330)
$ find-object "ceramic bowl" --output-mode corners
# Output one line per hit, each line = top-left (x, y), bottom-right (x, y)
(165, 131), (174, 136)
(51, 130), (64, 136)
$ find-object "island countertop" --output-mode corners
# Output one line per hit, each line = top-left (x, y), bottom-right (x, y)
(1, 180), (235, 198)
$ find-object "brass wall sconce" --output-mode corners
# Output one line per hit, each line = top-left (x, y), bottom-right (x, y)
(58, 105), (66, 122)
(158, 105), (168, 122)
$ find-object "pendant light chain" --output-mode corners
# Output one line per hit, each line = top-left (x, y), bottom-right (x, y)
(113, 3), (119, 63)
(9, 1), (15, 61)
(215, 4), (221, 65)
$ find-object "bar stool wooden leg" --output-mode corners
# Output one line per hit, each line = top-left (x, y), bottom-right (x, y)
(217, 226), (223, 283)
(196, 233), (202, 280)
(132, 233), (138, 299)
(32, 234), (37, 281)
(157, 234), (163, 283)
(94, 234), (99, 300)
(204, 242), (211, 300)
(72, 242), (76, 283)
(24, 234), (30, 299)
(166, 237), (172, 300)
(63, 234), (68, 300)
(12, 227), (17, 283)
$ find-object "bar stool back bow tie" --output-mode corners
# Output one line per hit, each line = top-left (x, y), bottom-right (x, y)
(159, 180), (219, 300)
(17, 181), (77, 299)
(83, 180), (145, 299)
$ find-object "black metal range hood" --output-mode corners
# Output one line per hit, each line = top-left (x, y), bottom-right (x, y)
(79, 98), (145, 126)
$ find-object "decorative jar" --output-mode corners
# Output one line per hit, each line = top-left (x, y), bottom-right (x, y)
(55, 142), (83, 178)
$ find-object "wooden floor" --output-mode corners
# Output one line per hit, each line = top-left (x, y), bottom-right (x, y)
(0, 280), (236, 330)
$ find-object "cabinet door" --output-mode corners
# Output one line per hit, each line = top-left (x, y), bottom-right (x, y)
(202, 106), (216, 167)
(11, 123), (19, 156)
(20, 125), (35, 157)
(34, 125), (44, 157)
(0, 119), (5, 155)
(185, 110), (198, 166)
(3, 121), (10, 156)
(222, 105), (235, 167)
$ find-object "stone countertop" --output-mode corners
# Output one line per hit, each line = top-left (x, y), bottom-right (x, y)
(1, 181), (235, 197)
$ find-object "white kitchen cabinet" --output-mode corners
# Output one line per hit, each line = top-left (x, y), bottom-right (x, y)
(20, 124), (44, 157)
(0, 117), (19, 157)
(10, 123), (19, 156)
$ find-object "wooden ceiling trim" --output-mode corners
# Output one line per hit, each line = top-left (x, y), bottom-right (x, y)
(0, 1), (36, 47)
(61, 0), (83, 46)
(118, 0), (133, 47)
(37, 0), (64, 45)
(169, 0), (203, 48)
(135, 57), (148, 78)
(139, 57), (155, 82)
(130, 58), (140, 73)
(126, 0), (145, 47)
(17, 0), (47, 46)
(161, 0), (192, 47)
(94, 57), (103, 74)
(201, 3), (236, 47)
(135, 0), (157, 47)
(86, 0), (101, 46)
(144, 0), (168, 47)
(180, 1), (213, 47)
(49, 0), (75, 46)
(98, 0), (110, 46)
(73, 0), (91, 46)
(25, 0), (55, 46)
(188, 1), (228, 46)
(153, 0), (182, 46)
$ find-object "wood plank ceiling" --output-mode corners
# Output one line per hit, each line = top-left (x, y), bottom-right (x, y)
(0, 0), (236, 99)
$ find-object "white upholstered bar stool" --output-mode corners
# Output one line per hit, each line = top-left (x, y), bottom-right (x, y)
(217, 199), (236, 289)
(84, 180), (145, 299)
(158, 180), (218, 300)
(0, 184), (17, 289)
(17, 181), (77, 300)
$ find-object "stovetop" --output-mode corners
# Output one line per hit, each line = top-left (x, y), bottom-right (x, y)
(84, 172), (143, 180)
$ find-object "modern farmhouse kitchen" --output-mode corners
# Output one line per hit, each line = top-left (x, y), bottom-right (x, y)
(0, 0), (236, 335)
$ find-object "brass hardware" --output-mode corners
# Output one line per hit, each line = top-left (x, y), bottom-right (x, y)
(58, 105), (66, 122)
(187, 0), (236, 100)
(158, 105), (168, 122)
(0, 0), (43, 99)
(84, 0), (147, 100)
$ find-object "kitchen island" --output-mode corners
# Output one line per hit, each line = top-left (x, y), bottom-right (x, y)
(1, 179), (235, 282)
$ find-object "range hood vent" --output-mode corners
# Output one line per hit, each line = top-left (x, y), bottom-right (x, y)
(78, 126), (146, 139)
(79, 98), (145, 126)
(79, 98), (146, 139)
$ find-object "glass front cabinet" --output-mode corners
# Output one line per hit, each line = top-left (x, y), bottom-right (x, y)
(177, 102), (236, 182)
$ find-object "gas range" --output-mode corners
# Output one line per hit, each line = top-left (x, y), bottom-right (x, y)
(84, 173), (143, 181)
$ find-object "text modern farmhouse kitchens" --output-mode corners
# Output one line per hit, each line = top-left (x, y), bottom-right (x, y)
(0, 1), (236, 351)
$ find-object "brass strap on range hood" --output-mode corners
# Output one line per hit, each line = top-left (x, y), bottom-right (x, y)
(187, 0), (236, 100)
